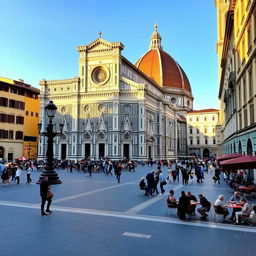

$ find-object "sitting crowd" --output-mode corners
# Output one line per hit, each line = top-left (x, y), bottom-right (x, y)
(166, 190), (211, 221)
(165, 190), (256, 225)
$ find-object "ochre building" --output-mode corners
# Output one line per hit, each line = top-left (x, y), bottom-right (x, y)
(38, 26), (193, 161)
(187, 109), (219, 157)
(0, 77), (40, 161)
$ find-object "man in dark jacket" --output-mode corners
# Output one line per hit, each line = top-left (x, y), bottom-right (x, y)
(197, 194), (211, 220)
(40, 176), (52, 216)
(146, 171), (155, 196)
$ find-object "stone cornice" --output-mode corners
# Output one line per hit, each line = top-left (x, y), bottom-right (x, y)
(121, 77), (145, 90)
(39, 77), (80, 86)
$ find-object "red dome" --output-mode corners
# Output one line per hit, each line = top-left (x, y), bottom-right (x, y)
(135, 49), (191, 93)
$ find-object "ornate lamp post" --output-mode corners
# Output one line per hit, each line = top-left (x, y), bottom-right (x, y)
(37, 101), (64, 184)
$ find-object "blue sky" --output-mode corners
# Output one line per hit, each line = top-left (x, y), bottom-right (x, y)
(0, 0), (218, 110)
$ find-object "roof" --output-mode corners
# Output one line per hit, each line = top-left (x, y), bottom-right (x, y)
(187, 109), (219, 114)
(0, 76), (40, 94)
(135, 49), (192, 93)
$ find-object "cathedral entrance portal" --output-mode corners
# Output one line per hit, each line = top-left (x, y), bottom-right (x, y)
(123, 144), (130, 160)
(61, 144), (67, 160)
(99, 143), (105, 159)
(85, 143), (91, 159)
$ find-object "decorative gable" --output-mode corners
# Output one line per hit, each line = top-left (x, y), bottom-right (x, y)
(77, 38), (124, 53)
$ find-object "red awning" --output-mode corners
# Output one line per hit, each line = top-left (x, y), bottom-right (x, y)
(217, 153), (242, 161)
(220, 155), (256, 170)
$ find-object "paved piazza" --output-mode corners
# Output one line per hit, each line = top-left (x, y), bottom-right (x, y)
(0, 165), (255, 256)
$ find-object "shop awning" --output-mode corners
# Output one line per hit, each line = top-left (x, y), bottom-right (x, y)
(217, 153), (242, 161)
(220, 155), (256, 170)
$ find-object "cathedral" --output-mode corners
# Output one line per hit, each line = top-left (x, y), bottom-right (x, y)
(38, 26), (193, 161)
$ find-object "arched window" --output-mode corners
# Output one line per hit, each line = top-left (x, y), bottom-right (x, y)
(247, 139), (253, 155)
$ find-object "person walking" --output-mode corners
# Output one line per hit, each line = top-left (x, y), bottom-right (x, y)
(87, 161), (93, 177)
(26, 165), (32, 183)
(214, 166), (221, 184)
(153, 170), (160, 194)
(40, 176), (53, 216)
(115, 162), (122, 183)
(11, 164), (16, 182)
(15, 166), (22, 184)
(159, 170), (167, 194)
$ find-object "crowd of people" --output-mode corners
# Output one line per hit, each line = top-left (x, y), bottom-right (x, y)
(0, 161), (33, 184)
(1, 156), (256, 225)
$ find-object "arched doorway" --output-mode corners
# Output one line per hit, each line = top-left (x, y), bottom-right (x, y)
(247, 139), (253, 156)
(203, 148), (210, 158)
(238, 141), (242, 154)
(233, 142), (236, 153)
(0, 147), (4, 160)
(59, 134), (67, 160)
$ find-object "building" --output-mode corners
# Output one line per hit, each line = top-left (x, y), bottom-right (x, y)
(0, 77), (40, 161)
(38, 26), (193, 161)
(216, 0), (256, 178)
(187, 109), (219, 157)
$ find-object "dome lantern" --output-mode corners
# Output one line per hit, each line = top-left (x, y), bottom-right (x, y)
(150, 24), (162, 50)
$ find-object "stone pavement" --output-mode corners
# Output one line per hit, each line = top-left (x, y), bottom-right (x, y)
(0, 165), (255, 256)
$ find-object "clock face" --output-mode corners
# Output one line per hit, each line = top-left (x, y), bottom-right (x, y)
(91, 66), (109, 85)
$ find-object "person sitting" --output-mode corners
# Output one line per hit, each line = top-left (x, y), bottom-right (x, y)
(228, 191), (243, 221)
(197, 194), (211, 220)
(234, 199), (252, 225)
(178, 191), (190, 220)
(214, 195), (229, 221)
(166, 190), (178, 208)
(187, 192), (198, 216)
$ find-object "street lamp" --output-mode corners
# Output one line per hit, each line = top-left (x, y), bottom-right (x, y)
(37, 101), (64, 184)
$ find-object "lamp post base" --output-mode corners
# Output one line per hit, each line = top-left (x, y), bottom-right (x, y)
(37, 169), (62, 184)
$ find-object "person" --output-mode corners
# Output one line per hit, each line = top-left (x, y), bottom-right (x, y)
(159, 170), (167, 194)
(214, 166), (221, 184)
(197, 194), (211, 220)
(0, 161), (5, 180)
(87, 161), (93, 177)
(181, 167), (187, 185)
(26, 165), (32, 183)
(115, 162), (122, 183)
(139, 177), (148, 195)
(1, 169), (9, 184)
(187, 191), (198, 216)
(234, 199), (252, 224)
(178, 191), (190, 220)
(214, 195), (229, 221)
(250, 205), (256, 225)
(146, 171), (155, 196)
(194, 163), (202, 183)
(153, 170), (160, 194)
(166, 190), (178, 208)
(228, 191), (243, 220)
(40, 176), (53, 216)
(11, 164), (16, 182)
(15, 165), (22, 184)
